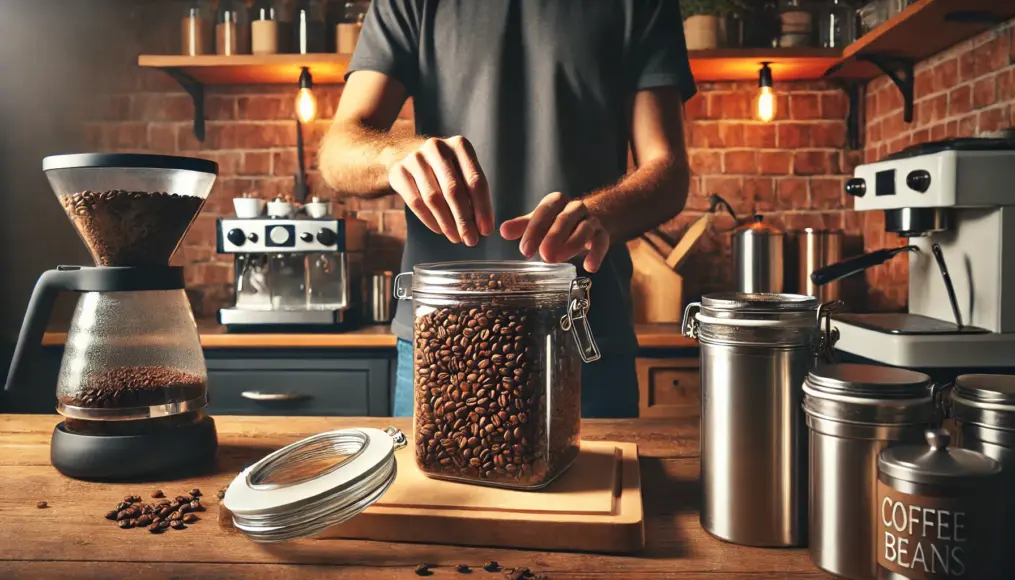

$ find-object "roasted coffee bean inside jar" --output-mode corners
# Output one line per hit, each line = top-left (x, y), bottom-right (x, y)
(411, 269), (583, 489)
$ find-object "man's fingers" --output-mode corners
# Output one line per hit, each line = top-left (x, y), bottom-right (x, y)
(499, 215), (530, 241)
(405, 153), (461, 243)
(421, 139), (478, 246)
(538, 201), (588, 262)
(543, 218), (595, 263)
(389, 164), (441, 234)
(519, 192), (568, 258)
(584, 228), (610, 273)
(448, 136), (493, 237)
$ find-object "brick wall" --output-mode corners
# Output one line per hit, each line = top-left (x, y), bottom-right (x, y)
(860, 19), (1015, 311)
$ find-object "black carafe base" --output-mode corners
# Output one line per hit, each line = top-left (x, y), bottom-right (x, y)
(50, 415), (218, 481)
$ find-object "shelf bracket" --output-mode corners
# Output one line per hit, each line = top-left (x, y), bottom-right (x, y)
(827, 79), (864, 151)
(857, 55), (915, 123)
(163, 68), (206, 142)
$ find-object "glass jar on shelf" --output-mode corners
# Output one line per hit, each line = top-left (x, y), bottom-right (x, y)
(394, 261), (601, 490)
(180, 1), (212, 56)
(337, 0), (370, 54)
(292, 0), (327, 54)
(818, 0), (857, 48)
(251, 0), (286, 55)
(778, 0), (815, 47)
(216, 0), (250, 56)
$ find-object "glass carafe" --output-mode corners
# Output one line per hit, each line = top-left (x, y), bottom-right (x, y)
(57, 290), (206, 420)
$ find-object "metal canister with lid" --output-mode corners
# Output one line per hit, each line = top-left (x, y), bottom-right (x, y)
(682, 292), (839, 547)
(804, 364), (937, 580)
(877, 429), (1002, 579)
(951, 374), (1015, 571)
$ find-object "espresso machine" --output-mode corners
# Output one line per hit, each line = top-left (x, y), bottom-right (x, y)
(5, 153), (219, 480)
(811, 138), (1015, 369)
(217, 196), (354, 330)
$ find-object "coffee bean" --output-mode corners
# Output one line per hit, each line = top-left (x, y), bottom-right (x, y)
(169, 511), (182, 521)
(137, 515), (152, 527)
(158, 520), (170, 530)
(36, 501), (48, 509)
(147, 524), (163, 534)
(189, 488), (201, 498)
(118, 519), (132, 530)
(116, 510), (130, 521)
(151, 490), (164, 498)
(175, 496), (190, 505)
(157, 507), (171, 518)
(482, 561), (500, 572)
(178, 503), (191, 514)
(171, 520), (186, 530)
(116, 502), (130, 511)
(105, 510), (118, 520)
(190, 499), (203, 511)
(182, 513), (199, 524)
(455, 563), (470, 573)
(414, 563), (432, 576)
(215, 489), (225, 500)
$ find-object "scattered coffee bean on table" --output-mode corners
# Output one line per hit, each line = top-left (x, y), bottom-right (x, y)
(189, 488), (202, 498)
(414, 563), (432, 576)
(58, 366), (205, 410)
(36, 501), (47, 509)
(413, 276), (581, 488)
(182, 513), (199, 524)
(103, 490), (206, 533)
(151, 489), (164, 498)
(171, 520), (186, 530)
(483, 561), (500, 572)
(455, 563), (470, 573)
(60, 190), (204, 266)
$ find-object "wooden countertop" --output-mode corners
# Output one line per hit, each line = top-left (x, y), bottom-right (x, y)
(0, 414), (828, 579)
(40, 322), (697, 350)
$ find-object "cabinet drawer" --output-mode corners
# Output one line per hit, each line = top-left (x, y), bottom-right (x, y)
(205, 357), (390, 416)
(637, 357), (700, 418)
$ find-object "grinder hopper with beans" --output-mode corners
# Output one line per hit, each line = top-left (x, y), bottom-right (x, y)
(4, 153), (219, 481)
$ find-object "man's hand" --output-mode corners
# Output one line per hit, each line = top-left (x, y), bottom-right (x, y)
(388, 136), (493, 246)
(499, 192), (610, 273)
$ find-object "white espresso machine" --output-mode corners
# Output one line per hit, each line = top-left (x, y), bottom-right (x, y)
(811, 138), (1015, 368)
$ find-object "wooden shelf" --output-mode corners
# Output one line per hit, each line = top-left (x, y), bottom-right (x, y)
(689, 48), (842, 82)
(138, 53), (351, 84)
(826, 0), (1015, 80)
(139, 49), (841, 85)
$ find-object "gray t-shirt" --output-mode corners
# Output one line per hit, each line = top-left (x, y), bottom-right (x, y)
(348, 0), (696, 355)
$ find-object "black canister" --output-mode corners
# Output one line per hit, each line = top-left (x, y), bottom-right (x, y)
(877, 429), (1002, 579)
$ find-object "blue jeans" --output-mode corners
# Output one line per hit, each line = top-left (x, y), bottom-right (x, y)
(393, 339), (638, 418)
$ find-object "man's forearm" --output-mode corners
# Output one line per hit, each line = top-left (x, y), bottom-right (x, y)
(581, 155), (690, 242)
(319, 121), (424, 198)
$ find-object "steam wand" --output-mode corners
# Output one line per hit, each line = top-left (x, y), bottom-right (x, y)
(931, 243), (963, 330)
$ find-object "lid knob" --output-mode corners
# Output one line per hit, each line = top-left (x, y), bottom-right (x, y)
(926, 428), (951, 451)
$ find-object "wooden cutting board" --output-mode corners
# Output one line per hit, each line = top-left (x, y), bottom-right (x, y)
(222, 440), (645, 553)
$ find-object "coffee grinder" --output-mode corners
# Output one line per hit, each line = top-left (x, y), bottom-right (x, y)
(810, 138), (1015, 369)
(5, 153), (219, 480)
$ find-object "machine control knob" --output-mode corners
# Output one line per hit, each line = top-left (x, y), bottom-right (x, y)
(845, 178), (866, 197)
(300, 232), (314, 243)
(227, 228), (246, 246)
(906, 170), (932, 193)
(317, 228), (338, 246)
(248, 232), (258, 243)
(269, 226), (291, 245)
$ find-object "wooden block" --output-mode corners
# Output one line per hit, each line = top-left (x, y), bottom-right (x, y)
(628, 238), (683, 324)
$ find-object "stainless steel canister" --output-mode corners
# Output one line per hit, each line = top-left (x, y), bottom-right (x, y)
(951, 374), (1015, 572)
(877, 429), (1002, 579)
(804, 364), (937, 580)
(368, 271), (394, 323)
(682, 293), (839, 547)
(732, 215), (784, 293)
(796, 228), (843, 301)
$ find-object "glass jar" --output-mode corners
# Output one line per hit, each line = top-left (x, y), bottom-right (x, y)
(181, 1), (212, 56)
(251, 0), (282, 55)
(818, 0), (857, 48)
(292, 0), (327, 54)
(337, 0), (370, 53)
(216, 0), (250, 56)
(778, 0), (815, 47)
(394, 261), (600, 490)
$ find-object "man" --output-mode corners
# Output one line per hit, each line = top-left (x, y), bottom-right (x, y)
(319, 0), (694, 418)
